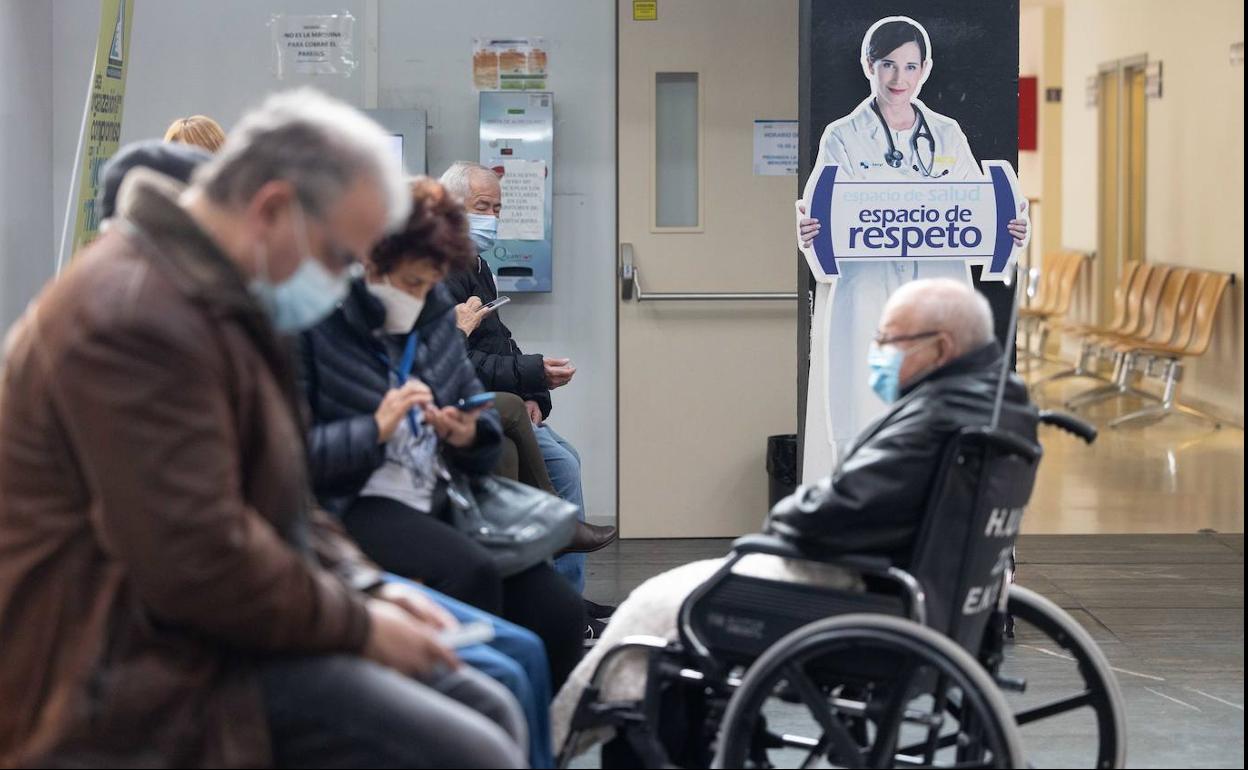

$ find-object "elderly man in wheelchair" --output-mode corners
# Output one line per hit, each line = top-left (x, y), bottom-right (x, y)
(554, 279), (1126, 769)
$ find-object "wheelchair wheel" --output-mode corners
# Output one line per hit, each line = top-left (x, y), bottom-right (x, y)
(996, 585), (1127, 769)
(713, 614), (1025, 769)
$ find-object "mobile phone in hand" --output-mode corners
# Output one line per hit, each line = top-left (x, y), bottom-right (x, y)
(481, 296), (510, 311)
(439, 621), (495, 649)
(454, 392), (496, 411)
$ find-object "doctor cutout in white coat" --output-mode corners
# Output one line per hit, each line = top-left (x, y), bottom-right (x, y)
(797, 16), (1028, 473)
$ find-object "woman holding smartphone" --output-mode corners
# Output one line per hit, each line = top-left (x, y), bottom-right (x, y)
(298, 178), (586, 697)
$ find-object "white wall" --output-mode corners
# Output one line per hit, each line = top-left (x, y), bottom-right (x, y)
(1062, 0), (1245, 421)
(40, 0), (618, 520)
(375, 1), (617, 522)
(0, 0), (53, 331)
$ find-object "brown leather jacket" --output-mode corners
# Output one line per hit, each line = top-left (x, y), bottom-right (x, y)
(0, 170), (380, 768)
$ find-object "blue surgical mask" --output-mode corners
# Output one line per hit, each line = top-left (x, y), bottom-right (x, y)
(249, 206), (349, 333)
(467, 213), (498, 253)
(867, 343), (905, 404)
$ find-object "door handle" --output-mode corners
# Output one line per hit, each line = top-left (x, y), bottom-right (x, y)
(619, 243), (797, 303)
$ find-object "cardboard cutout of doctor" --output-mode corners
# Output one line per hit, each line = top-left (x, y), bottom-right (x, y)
(797, 16), (1030, 478)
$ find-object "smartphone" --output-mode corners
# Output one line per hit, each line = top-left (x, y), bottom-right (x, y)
(454, 391), (497, 411)
(482, 295), (511, 311)
(439, 621), (496, 649)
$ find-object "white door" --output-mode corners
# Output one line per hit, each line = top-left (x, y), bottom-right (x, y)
(618, 0), (799, 538)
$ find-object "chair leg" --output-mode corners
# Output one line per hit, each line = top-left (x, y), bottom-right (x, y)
(1066, 352), (1131, 408)
(1031, 343), (1103, 389)
(1110, 361), (1223, 430)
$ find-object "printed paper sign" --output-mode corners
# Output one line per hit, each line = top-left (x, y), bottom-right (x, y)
(498, 160), (547, 240)
(473, 38), (548, 91)
(797, 160), (1025, 281)
(270, 14), (357, 77)
(753, 120), (798, 175)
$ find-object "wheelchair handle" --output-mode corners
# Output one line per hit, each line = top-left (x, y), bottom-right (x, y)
(1038, 410), (1098, 445)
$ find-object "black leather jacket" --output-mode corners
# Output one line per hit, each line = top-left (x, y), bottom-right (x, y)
(766, 342), (1037, 565)
(443, 257), (553, 419)
(298, 279), (503, 516)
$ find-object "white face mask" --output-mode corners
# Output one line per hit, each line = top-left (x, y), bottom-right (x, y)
(368, 279), (425, 334)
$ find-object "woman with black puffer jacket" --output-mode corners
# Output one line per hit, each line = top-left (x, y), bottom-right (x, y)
(298, 177), (585, 690)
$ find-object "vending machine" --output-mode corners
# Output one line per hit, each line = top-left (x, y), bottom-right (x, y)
(478, 91), (554, 293)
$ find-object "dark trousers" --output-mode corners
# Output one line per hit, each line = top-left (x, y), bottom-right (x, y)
(260, 655), (527, 768)
(345, 496), (586, 688)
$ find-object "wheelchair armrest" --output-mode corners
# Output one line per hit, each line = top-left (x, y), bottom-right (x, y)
(1038, 409), (1098, 444)
(731, 534), (893, 574)
(731, 533), (806, 560)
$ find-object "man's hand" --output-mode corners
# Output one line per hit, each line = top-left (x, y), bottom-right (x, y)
(374, 381), (435, 443)
(375, 582), (457, 632)
(363, 598), (460, 678)
(797, 203), (821, 248)
(1008, 200), (1030, 247)
(454, 296), (496, 337)
(544, 357), (576, 389)
(524, 399), (544, 425)
(424, 405), (482, 448)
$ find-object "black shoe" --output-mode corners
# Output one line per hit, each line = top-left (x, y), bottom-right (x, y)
(558, 521), (618, 555)
(584, 598), (617, 620)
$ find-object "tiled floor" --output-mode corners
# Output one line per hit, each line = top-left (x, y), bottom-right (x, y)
(576, 534), (1244, 768)
(1022, 363), (1244, 535)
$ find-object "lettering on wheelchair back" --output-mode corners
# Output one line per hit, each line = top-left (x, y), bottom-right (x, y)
(706, 612), (767, 640)
(960, 506), (1024, 616)
(797, 161), (1025, 283)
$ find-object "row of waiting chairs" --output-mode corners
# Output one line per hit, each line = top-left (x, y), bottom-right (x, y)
(1017, 250), (1089, 369)
(1024, 254), (1233, 429)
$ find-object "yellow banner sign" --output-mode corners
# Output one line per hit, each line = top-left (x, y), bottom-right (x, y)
(69, 0), (134, 256)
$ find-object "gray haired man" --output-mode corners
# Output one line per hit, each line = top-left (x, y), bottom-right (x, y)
(0, 89), (525, 768)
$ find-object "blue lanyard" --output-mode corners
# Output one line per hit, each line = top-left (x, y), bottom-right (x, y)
(379, 331), (422, 436)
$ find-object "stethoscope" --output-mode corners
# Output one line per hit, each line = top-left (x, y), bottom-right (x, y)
(869, 98), (947, 178)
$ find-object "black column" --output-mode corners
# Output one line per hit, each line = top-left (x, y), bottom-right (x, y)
(797, 0), (1020, 464)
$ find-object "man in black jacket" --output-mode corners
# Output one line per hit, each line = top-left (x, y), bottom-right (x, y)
(765, 278), (1037, 563)
(440, 161), (616, 600)
(553, 277), (1039, 756)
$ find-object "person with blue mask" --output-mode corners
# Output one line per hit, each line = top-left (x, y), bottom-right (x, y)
(0, 90), (529, 768)
(550, 278), (1037, 764)
(439, 161), (618, 634)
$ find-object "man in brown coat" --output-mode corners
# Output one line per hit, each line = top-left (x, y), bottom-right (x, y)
(0, 90), (526, 768)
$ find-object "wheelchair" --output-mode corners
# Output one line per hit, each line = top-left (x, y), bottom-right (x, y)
(559, 411), (1126, 769)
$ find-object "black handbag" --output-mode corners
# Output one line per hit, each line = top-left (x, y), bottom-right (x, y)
(443, 472), (578, 577)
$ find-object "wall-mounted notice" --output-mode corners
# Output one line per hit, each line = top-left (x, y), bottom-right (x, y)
(473, 38), (548, 91)
(753, 119), (798, 175)
(633, 1), (658, 21)
(498, 160), (547, 240)
(270, 13), (357, 77)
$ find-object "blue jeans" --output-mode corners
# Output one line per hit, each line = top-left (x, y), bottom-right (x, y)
(384, 575), (555, 768)
(534, 424), (586, 592)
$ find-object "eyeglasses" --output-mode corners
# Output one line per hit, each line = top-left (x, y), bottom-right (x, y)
(873, 330), (940, 346)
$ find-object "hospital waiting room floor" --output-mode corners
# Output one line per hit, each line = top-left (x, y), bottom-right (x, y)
(574, 372), (1244, 768)
(579, 535), (1244, 769)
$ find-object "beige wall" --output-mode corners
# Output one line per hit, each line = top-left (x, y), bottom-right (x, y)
(1020, 3), (1066, 267)
(1062, 0), (1245, 422)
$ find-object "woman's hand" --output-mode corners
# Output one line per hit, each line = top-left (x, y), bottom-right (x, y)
(1008, 200), (1030, 247)
(374, 380), (434, 443)
(424, 405), (483, 448)
(797, 203), (821, 248)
